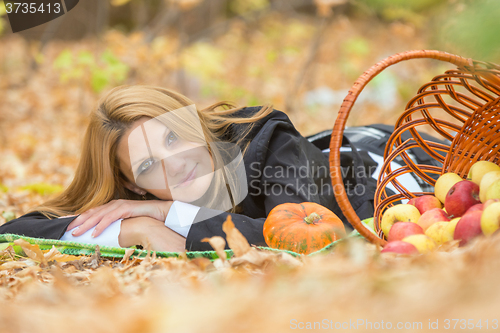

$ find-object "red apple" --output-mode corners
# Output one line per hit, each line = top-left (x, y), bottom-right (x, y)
(381, 241), (419, 254)
(387, 222), (424, 242)
(417, 208), (450, 231)
(409, 195), (442, 214)
(445, 180), (481, 218)
(454, 210), (483, 246)
(465, 203), (484, 214)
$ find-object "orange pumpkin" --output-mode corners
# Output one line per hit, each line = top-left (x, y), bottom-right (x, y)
(263, 202), (346, 255)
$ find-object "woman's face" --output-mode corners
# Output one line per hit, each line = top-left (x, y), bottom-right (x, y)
(117, 116), (215, 202)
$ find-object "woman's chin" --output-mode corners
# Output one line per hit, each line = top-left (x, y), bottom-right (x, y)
(170, 194), (203, 203)
(169, 186), (207, 203)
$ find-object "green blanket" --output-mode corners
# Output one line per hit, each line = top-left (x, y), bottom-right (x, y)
(0, 218), (377, 260)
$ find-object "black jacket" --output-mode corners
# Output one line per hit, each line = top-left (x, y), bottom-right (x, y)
(0, 107), (375, 251)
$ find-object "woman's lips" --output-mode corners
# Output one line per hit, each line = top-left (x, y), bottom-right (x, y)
(175, 164), (197, 188)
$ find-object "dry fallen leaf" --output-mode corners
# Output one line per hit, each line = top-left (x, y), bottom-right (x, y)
(221, 215), (250, 257)
(13, 239), (47, 266)
(0, 261), (30, 270)
(201, 236), (227, 261)
(43, 246), (81, 263)
(229, 248), (273, 269)
(120, 248), (136, 264)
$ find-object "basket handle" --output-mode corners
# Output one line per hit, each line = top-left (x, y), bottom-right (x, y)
(329, 50), (473, 247)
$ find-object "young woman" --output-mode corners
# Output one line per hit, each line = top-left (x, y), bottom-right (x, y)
(0, 85), (434, 252)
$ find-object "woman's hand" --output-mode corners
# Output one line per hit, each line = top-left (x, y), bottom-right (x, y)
(67, 199), (173, 238)
(118, 216), (186, 252)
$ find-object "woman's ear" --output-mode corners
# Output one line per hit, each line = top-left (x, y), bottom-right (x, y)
(122, 180), (147, 196)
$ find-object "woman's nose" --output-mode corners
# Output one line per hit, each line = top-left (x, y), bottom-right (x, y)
(162, 153), (186, 178)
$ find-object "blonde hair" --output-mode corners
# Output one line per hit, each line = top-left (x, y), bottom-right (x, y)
(32, 85), (273, 218)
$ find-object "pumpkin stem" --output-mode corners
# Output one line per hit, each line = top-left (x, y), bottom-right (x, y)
(304, 212), (321, 224)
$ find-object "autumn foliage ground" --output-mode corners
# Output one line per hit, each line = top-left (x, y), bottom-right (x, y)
(1, 224), (500, 332)
(0, 12), (499, 332)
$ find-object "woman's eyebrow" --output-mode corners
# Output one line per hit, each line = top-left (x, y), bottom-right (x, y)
(131, 126), (170, 168)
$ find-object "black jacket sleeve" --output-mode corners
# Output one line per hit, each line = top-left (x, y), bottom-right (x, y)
(0, 211), (77, 239)
(185, 112), (342, 251)
(185, 209), (267, 251)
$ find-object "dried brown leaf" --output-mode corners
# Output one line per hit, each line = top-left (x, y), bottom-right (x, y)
(141, 241), (152, 265)
(0, 261), (29, 270)
(13, 239), (46, 265)
(177, 251), (188, 261)
(229, 248), (273, 268)
(275, 252), (303, 268)
(229, 248), (304, 270)
(43, 246), (81, 263)
(221, 215), (250, 257)
(86, 246), (102, 269)
(121, 248), (135, 264)
(15, 265), (41, 278)
(189, 257), (213, 271)
(201, 236), (227, 261)
(0, 245), (16, 261)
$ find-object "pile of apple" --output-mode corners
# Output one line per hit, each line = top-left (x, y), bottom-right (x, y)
(381, 160), (500, 254)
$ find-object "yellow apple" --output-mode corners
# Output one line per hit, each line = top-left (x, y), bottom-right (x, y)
(480, 202), (500, 236)
(479, 171), (500, 202)
(381, 204), (421, 238)
(486, 179), (500, 201)
(425, 221), (450, 245)
(435, 172), (463, 204)
(468, 161), (500, 185)
(443, 218), (460, 243)
(402, 234), (437, 254)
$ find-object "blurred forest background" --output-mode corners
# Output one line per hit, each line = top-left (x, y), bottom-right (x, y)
(0, 0), (499, 221)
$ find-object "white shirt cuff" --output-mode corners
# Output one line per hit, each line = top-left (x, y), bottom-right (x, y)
(60, 219), (123, 248)
(164, 201), (200, 237)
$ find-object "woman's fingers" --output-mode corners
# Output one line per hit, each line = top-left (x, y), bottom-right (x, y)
(67, 218), (83, 231)
(66, 205), (106, 231)
(66, 215), (86, 231)
(67, 199), (170, 238)
(71, 209), (120, 236)
(68, 201), (123, 234)
(91, 212), (125, 238)
(70, 200), (138, 237)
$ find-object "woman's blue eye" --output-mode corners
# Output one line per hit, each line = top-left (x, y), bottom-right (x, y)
(138, 158), (155, 175)
(137, 131), (177, 175)
(167, 131), (178, 146)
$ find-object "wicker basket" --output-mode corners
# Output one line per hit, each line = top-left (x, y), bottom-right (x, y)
(329, 50), (500, 246)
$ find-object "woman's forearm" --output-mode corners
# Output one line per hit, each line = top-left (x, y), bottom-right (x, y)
(119, 216), (186, 251)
